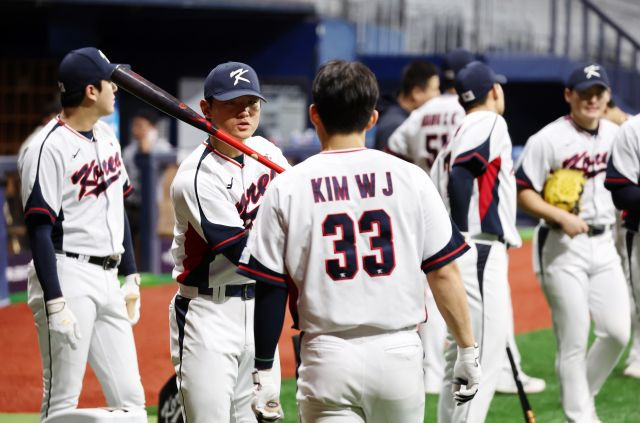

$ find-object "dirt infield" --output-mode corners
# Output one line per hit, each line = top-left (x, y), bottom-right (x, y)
(0, 242), (550, 412)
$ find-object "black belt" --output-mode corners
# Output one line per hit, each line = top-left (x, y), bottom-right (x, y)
(198, 284), (255, 300)
(57, 250), (120, 269)
(587, 225), (608, 237)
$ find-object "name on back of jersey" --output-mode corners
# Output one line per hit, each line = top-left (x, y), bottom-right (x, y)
(311, 171), (394, 203)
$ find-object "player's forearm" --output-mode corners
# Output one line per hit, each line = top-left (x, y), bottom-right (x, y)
(517, 188), (567, 225)
(427, 261), (475, 348)
(119, 210), (137, 276)
(253, 283), (288, 370)
(27, 216), (63, 301)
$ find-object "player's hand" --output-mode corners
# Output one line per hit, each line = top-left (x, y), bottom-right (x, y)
(121, 273), (141, 325)
(453, 343), (481, 405)
(46, 297), (82, 350)
(557, 211), (588, 238)
(252, 369), (284, 422)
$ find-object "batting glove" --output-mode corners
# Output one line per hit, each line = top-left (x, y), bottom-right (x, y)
(252, 369), (284, 422)
(121, 273), (141, 325)
(46, 297), (81, 350)
(453, 343), (482, 405)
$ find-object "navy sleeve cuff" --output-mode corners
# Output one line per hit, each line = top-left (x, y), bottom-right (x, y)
(237, 256), (287, 287)
(421, 226), (470, 273)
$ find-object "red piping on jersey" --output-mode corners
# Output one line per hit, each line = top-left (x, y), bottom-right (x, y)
(478, 157), (501, 220)
(123, 184), (134, 197)
(57, 118), (94, 143)
(453, 151), (488, 166)
(211, 230), (247, 251)
(25, 207), (56, 223)
(605, 177), (633, 184)
(237, 265), (286, 283)
(320, 148), (367, 155)
(516, 178), (532, 188)
(422, 242), (469, 270)
(202, 141), (244, 168)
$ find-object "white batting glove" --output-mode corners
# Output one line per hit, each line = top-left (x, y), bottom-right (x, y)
(252, 369), (284, 422)
(453, 343), (482, 405)
(121, 273), (141, 325)
(46, 297), (81, 350)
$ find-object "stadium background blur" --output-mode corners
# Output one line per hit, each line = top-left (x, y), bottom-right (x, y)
(1, 0), (640, 421)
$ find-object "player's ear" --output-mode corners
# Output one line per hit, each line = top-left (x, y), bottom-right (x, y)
(200, 99), (211, 120)
(563, 88), (572, 104)
(85, 84), (98, 102)
(365, 109), (379, 130)
(309, 104), (322, 129)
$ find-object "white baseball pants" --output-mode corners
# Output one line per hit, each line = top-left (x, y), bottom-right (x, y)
(418, 284), (447, 394)
(438, 240), (510, 423)
(534, 226), (630, 422)
(623, 230), (640, 369)
(297, 328), (424, 423)
(27, 255), (146, 422)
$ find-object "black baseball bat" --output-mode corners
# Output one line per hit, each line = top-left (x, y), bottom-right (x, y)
(110, 65), (285, 174)
(506, 346), (536, 423)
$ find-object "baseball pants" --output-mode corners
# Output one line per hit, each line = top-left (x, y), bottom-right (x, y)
(27, 255), (146, 421)
(438, 240), (510, 423)
(534, 226), (630, 422)
(297, 328), (424, 423)
(623, 230), (640, 369)
(169, 288), (281, 423)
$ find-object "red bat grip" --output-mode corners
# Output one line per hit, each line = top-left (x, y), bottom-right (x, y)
(111, 65), (285, 174)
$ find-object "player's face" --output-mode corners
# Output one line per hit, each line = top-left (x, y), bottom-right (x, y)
(565, 85), (609, 124)
(207, 95), (261, 140)
(93, 80), (117, 116)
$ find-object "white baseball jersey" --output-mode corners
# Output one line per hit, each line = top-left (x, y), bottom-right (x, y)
(170, 136), (290, 290)
(606, 114), (640, 231)
(239, 148), (469, 334)
(449, 111), (521, 247)
(516, 115), (619, 226)
(20, 116), (132, 256)
(387, 93), (465, 173)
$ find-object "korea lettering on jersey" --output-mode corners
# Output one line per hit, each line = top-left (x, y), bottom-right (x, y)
(387, 93), (465, 172)
(516, 116), (618, 226)
(605, 114), (640, 232)
(20, 117), (132, 256)
(171, 136), (290, 290)
(449, 111), (521, 247)
(238, 148), (469, 334)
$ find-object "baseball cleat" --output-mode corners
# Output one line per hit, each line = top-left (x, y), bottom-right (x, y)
(623, 362), (640, 379)
(495, 372), (546, 394)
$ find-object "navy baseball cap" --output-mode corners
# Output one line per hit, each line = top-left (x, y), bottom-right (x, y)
(58, 47), (122, 94)
(442, 48), (475, 81)
(455, 61), (507, 104)
(566, 63), (610, 91)
(204, 62), (266, 101)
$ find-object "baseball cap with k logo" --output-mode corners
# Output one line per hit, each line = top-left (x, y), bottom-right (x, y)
(204, 62), (266, 101)
(566, 63), (610, 91)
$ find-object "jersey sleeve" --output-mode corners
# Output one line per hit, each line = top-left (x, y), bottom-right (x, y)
(192, 167), (248, 253)
(387, 114), (415, 158)
(418, 170), (469, 273)
(451, 115), (497, 177)
(118, 146), (134, 198)
(515, 132), (551, 192)
(22, 139), (64, 223)
(606, 120), (640, 188)
(237, 179), (287, 287)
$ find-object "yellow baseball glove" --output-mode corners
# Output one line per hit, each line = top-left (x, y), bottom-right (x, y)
(543, 168), (586, 214)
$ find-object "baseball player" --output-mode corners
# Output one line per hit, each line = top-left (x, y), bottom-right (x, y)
(605, 114), (640, 379)
(387, 48), (472, 395)
(435, 61), (522, 423)
(18, 47), (145, 421)
(374, 60), (440, 151)
(168, 62), (290, 423)
(238, 59), (481, 423)
(516, 63), (630, 422)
